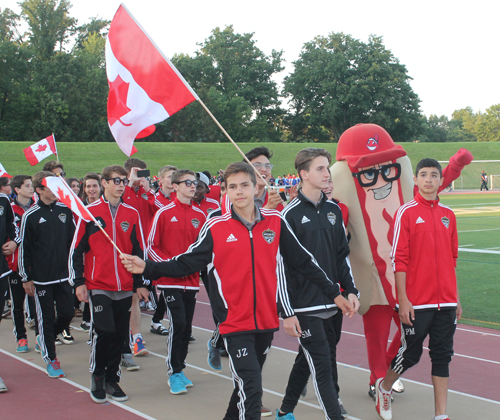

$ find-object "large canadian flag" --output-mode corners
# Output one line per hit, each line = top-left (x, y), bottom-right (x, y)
(42, 176), (94, 222)
(0, 162), (12, 178)
(106, 5), (198, 156)
(23, 135), (58, 166)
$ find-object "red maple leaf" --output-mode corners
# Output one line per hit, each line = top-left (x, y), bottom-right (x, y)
(108, 75), (132, 126)
(35, 144), (48, 153)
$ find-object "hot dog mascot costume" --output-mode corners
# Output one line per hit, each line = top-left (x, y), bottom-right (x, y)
(330, 123), (473, 396)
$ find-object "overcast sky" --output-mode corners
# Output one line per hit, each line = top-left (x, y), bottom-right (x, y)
(4, 0), (499, 118)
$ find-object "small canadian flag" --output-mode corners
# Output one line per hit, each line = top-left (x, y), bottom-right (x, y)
(0, 162), (12, 178)
(23, 134), (58, 166)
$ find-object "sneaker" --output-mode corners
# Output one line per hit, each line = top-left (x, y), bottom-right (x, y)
(261, 405), (272, 417)
(207, 339), (222, 371)
(133, 337), (148, 356)
(55, 336), (63, 346)
(375, 378), (392, 420)
(46, 358), (65, 378)
(105, 381), (129, 402)
(168, 373), (187, 395)
(90, 375), (106, 403)
(150, 324), (169, 335)
(392, 378), (405, 393)
(74, 308), (83, 317)
(58, 329), (75, 345)
(275, 410), (296, 419)
(145, 302), (155, 311)
(16, 338), (29, 353)
(300, 383), (307, 398)
(80, 321), (91, 332)
(179, 371), (193, 388)
(220, 348), (228, 357)
(338, 397), (347, 415)
(370, 383), (393, 402)
(0, 377), (7, 393)
(36, 335), (46, 358)
(27, 319), (36, 329)
(120, 354), (140, 371)
(189, 334), (196, 342)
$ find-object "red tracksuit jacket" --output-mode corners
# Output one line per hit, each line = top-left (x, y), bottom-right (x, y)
(391, 192), (458, 310)
(147, 198), (206, 290)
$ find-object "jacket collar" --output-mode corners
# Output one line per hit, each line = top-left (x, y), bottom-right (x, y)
(36, 197), (57, 210)
(297, 189), (327, 208)
(414, 191), (440, 207)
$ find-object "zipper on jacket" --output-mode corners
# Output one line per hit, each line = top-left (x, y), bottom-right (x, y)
(249, 229), (259, 330)
(431, 203), (440, 309)
(111, 205), (122, 291)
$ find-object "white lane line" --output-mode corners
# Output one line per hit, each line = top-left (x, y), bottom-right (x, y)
(448, 202), (500, 207)
(0, 349), (158, 420)
(458, 248), (500, 254)
(456, 327), (500, 337)
(458, 228), (500, 234)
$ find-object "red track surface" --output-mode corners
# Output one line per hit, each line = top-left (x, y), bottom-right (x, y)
(193, 286), (500, 403)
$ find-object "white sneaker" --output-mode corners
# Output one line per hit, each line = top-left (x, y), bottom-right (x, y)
(375, 378), (392, 420)
(392, 377), (405, 393)
(0, 377), (7, 393)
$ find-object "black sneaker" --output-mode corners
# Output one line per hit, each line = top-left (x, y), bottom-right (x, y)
(105, 382), (128, 402)
(150, 324), (169, 335)
(80, 321), (91, 332)
(189, 335), (196, 343)
(55, 336), (63, 346)
(58, 330), (75, 344)
(90, 375), (106, 403)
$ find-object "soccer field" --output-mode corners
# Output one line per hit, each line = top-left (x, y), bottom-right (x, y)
(439, 192), (500, 329)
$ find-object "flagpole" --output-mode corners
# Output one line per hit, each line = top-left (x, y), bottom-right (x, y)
(53, 133), (59, 162)
(56, 174), (128, 260)
(197, 99), (269, 188)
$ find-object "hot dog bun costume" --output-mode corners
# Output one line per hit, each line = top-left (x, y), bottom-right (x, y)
(330, 123), (473, 387)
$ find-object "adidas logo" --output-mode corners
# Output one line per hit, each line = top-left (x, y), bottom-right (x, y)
(170, 216), (178, 222)
(416, 216), (425, 224)
(301, 215), (310, 224)
(226, 233), (237, 243)
(39, 217), (46, 224)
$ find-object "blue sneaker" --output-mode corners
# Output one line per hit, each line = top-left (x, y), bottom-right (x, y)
(133, 336), (148, 356)
(207, 339), (222, 370)
(16, 338), (29, 353)
(36, 335), (46, 359)
(275, 410), (296, 420)
(46, 358), (65, 378)
(179, 371), (193, 388)
(168, 373), (187, 395)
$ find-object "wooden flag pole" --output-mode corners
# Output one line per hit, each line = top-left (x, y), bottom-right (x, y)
(197, 99), (270, 187)
(55, 174), (128, 260)
(53, 133), (59, 162)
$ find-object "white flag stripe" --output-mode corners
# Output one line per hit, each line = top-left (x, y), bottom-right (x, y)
(105, 39), (169, 156)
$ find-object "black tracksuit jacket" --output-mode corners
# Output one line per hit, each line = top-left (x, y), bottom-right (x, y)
(281, 190), (359, 315)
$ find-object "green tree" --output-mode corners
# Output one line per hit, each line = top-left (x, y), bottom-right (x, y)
(475, 104), (500, 142)
(153, 26), (285, 143)
(425, 114), (449, 142)
(283, 33), (422, 142)
(449, 107), (477, 142)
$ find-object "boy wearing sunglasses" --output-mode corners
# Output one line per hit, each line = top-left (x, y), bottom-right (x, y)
(147, 169), (206, 395)
(69, 165), (149, 403)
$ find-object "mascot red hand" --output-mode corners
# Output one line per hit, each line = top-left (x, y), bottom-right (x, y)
(330, 123), (472, 395)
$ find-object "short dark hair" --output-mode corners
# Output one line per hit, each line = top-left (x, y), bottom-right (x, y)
(67, 177), (79, 187)
(244, 146), (273, 162)
(10, 175), (31, 192)
(295, 148), (332, 180)
(83, 172), (101, 186)
(124, 157), (147, 173)
(0, 177), (10, 188)
(42, 160), (64, 172)
(102, 165), (128, 180)
(32, 171), (55, 191)
(415, 158), (442, 177)
(171, 169), (195, 185)
(224, 162), (257, 186)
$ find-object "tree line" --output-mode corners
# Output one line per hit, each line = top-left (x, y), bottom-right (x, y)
(1, 1), (498, 144)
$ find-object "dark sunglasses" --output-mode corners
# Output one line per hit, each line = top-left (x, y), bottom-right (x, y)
(105, 177), (130, 186)
(352, 163), (401, 187)
(176, 180), (198, 187)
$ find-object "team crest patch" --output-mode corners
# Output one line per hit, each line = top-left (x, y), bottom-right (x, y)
(58, 213), (67, 223)
(141, 193), (148, 200)
(366, 133), (379, 151)
(0, 206), (3, 216)
(121, 221), (130, 232)
(441, 216), (450, 228)
(262, 229), (276, 244)
(191, 218), (200, 228)
(327, 212), (336, 225)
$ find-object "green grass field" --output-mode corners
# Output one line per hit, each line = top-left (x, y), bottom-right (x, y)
(1, 140), (499, 329)
(440, 192), (500, 329)
(2, 140), (500, 182)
